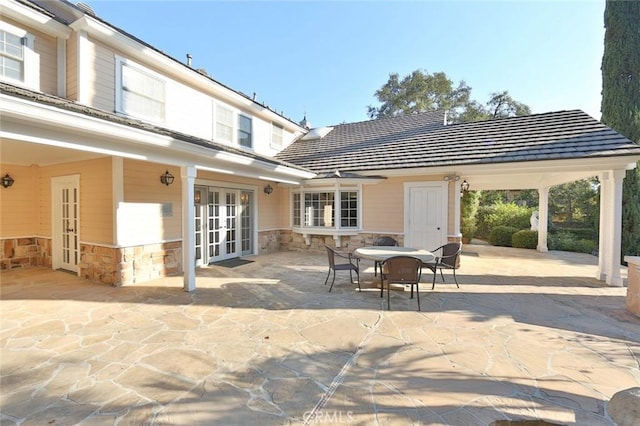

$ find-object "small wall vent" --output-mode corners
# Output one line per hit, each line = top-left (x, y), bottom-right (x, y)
(76, 2), (96, 16)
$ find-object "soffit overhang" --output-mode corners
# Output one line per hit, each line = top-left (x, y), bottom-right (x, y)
(1, 93), (315, 184)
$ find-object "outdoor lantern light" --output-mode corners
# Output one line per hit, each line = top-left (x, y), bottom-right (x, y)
(160, 170), (175, 186)
(1, 173), (15, 188)
(460, 180), (470, 193)
(264, 184), (273, 195)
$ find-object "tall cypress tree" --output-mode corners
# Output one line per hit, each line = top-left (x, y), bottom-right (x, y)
(601, 0), (640, 258)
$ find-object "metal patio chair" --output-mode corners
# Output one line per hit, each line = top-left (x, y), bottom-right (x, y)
(380, 255), (422, 311)
(324, 245), (360, 292)
(424, 242), (462, 289)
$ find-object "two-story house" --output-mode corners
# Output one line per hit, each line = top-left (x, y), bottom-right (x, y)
(2, 0), (639, 290)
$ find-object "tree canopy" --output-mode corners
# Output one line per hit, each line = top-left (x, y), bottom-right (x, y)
(367, 69), (530, 123)
(601, 0), (640, 258)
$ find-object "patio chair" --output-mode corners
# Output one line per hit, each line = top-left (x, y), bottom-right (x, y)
(372, 236), (399, 277)
(380, 255), (423, 311)
(324, 245), (360, 292)
(424, 242), (462, 289)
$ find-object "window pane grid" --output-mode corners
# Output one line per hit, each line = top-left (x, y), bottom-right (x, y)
(340, 191), (358, 228)
(121, 63), (165, 120)
(0, 30), (24, 81)
(238, 115), (252, 148)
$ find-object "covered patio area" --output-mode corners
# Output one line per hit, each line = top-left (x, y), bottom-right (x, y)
(1, 244), (638, 425)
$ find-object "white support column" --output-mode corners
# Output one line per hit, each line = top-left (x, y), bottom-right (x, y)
(599, 170), (625, 286)
(182, 166), (197, 292)
(537, 186), (549, 252)
(597, 172), (609, 281)
(607, 170), (625, 286)
(453, 182), (462, 238)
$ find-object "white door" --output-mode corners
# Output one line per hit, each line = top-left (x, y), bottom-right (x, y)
(405, 183), (446, 250)
(52, 175), (80, 273)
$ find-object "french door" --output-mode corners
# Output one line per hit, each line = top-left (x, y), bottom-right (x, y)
(52, 175), (80, 273)
(194, 186), (254, 266)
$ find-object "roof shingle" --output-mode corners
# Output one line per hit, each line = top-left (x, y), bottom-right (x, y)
(276, 110), (640, 174)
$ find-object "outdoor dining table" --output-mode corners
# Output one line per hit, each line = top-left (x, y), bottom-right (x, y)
(354, 246), (436, 264)
(353, 246), (436, 290)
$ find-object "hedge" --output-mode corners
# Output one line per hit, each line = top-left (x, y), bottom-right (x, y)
(489, 226), (519, 247)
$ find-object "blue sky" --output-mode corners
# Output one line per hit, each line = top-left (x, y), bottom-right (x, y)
(86, 0), (606, 127)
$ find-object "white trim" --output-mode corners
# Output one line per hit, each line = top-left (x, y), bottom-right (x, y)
(77, 30), (89, 104)
(56, 38), (66, 97)
(0, 21), (38, 90)
(0, 0), (72, 38)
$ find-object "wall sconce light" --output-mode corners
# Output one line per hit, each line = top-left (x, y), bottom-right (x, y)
(460, 180), (470, 193)
(264, 184), (273, 195)
(160, 170), (175, 186)
(1, 173), (15, 188)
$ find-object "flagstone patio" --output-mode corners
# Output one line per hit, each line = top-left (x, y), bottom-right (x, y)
(1, 244), (638, 425)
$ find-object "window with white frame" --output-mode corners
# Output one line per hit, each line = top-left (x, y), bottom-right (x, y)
(0, 22), (36, 89)
(292, 189), (359, 229)
(271, 123), (284, 148)
(215, 104), (234, 143)
(115, 57), (165, 122)
(238, 115), (252, 148)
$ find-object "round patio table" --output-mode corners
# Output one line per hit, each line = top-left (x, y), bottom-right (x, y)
(354, 246), (435, 264)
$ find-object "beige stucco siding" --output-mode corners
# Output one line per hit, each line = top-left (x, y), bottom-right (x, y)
(34, 157), (113, 243)
(0, 164), (39, 238)
(123, 160), (182, 241)
(362, 178), (406, 233)
(88, 36), (115, 112)
(34, 28), (57, 95)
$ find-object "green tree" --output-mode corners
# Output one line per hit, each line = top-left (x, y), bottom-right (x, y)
(601, 0), (640, 258)
(368, 69), (530, 123)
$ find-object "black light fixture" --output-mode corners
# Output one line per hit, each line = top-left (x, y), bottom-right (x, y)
(1, 173), (15, 188)
(460, 180), (470, 193)
(264, 184), (273, 195)
(160, 170), (175, 186)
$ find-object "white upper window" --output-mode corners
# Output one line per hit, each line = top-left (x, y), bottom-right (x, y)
(0, 22), (37, 90)
(215, 104), (234, 143)
(214, 102), (253, 149)
(271, 123), (284, 148)
(115, 56), (165, 122)
(238, 115), (252, 148)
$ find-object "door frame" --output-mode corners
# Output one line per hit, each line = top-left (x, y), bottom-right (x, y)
(51, 174), (81, 274)
(403, 181), (448, 249)
(194, 179), (258, 265)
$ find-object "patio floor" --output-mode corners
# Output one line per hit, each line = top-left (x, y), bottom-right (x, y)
(1, 243), (638, 425)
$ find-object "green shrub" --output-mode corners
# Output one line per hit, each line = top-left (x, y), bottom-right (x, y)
(489, 225), (518, 247)
(548, 232), (597, 254)
(461, 191), (480, 242)
(551, 227), (596, 240)
(476, 201), (534, 238)
(512, 230), (538, 249)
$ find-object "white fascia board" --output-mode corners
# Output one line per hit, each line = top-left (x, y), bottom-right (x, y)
(69, 16), (304, 133)
(302, 177), (384, 186)
(357, 156), (640, 180)
(1, 0), (72, 38)
(1, 94), (314, 181)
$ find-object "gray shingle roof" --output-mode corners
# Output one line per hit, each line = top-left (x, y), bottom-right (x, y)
(275, 110), (640, 174)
